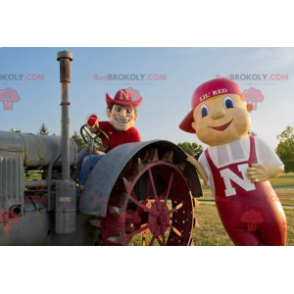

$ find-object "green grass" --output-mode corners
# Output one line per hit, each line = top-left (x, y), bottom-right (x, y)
(25, 170), (43, 181)
(193, 204), (294, 246)
(270, 173), (294, 190)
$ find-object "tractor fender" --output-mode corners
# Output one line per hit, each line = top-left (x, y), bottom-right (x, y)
(79, 140), (203, 217)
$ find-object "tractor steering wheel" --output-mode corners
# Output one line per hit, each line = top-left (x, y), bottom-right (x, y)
(80, 124), (111, 152)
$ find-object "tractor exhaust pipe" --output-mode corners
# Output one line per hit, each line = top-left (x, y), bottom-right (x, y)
(57, 50), (73, 181)
(55, 51), (76, 234)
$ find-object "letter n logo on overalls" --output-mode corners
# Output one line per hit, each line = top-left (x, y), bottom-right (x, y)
(220, 164), (256, 197)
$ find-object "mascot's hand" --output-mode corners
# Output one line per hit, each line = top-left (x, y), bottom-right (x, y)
(247, 164), (270, 182)
(87, 115), (99, 133)
(247, 164), (283, 182)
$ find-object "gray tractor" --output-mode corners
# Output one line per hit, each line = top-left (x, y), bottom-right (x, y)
(0, 51), (202, 246)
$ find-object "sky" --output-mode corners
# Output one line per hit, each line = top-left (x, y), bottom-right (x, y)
(0, 47), (293, 149)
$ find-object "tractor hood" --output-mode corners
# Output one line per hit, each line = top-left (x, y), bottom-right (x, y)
(0, 130), (77, 168)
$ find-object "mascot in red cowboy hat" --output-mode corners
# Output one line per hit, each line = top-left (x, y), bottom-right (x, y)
(180, 78), (287, 246)
(79, 88), (142, 187)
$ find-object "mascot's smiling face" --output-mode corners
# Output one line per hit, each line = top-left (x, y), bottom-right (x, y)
(192, 94), (252, 146)
(107, 104), (138, 131)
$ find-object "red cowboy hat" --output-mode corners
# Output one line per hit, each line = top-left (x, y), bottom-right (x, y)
(106, 89), (143, 107)
(179, 78), (243, 133)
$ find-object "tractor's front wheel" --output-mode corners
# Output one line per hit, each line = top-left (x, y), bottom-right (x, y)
(97, 149), (196, 246)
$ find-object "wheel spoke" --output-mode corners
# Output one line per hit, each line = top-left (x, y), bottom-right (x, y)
(156, 237), (163, 246)
(164, 173), (174, 203)
(162, 231), (166, 246)
(149, 234), (156, 246)
(158, 188), (167, 200)
(129, 192), (153, 214)
(125, 224), (149, 240)
(169, 224), (182, 238)
(148, 168), (158, 201)
(169, 202), (185, 214)
(145, 178), (151, 200)
(131, 190), (136, 198)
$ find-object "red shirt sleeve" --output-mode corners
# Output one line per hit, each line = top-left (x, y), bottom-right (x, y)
(129, 127), (141, 142)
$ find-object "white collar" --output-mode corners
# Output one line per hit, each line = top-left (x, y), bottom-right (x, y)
(208, 136), (250, 168)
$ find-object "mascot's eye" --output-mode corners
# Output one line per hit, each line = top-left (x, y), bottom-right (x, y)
(224, 96), (234, 109)
(126, 109), (132, 114)
(115, 107), (122, 112)
(4, 95), (6, 98)
(10, 95), (12, 98)
(200, 104), (209, 118)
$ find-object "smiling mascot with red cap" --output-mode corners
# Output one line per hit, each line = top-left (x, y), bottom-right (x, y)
(180, 78), (287, 246)
(79, 89), (142, 187)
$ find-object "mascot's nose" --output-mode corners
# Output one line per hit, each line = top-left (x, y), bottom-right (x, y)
(212, 107), (226, 120)
(120, 109), (127, 117)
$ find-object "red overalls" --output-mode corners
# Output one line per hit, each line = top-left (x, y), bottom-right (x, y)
(205, 136), (287, 246)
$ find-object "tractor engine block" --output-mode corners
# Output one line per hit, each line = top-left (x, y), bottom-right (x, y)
(0, 130), (77, 245)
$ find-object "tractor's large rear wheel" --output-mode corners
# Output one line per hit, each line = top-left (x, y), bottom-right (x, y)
(99, 149), (196, 246)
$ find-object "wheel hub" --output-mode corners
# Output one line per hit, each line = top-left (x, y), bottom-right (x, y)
(148, 202), (170, 237)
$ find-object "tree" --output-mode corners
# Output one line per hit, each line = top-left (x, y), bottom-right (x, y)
(72, 131), (85, 149)
(248, 130), (257, 136)
(177, 142), (204, 160)
(276, 126), (294, 173)
(38, 123), (49, 135)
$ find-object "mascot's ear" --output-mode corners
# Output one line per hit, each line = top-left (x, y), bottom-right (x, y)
(133, 111), (138, 122)
(192, 122), (196, 131)
(106, 108), (111, 118)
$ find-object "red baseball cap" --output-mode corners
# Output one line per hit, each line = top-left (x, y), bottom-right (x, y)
(179, 78), (243, 133)
(106, 89), (142, 107)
